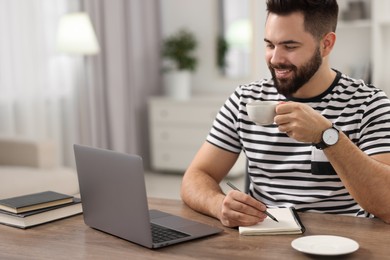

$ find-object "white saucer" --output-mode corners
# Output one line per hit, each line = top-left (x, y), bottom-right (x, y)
(291, 235), (359, 256)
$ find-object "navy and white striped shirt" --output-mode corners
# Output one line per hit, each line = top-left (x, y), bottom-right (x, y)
(207, 70), (390, 218)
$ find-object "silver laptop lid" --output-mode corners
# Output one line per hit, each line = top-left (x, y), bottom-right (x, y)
(73, 144), (153, 247)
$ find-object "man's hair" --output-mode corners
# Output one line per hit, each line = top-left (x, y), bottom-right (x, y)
(266, 0), (339, 40)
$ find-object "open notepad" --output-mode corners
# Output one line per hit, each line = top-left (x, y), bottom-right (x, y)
(239, 207), (305, 235)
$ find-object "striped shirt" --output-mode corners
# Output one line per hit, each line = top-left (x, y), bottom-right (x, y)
(207, 70), (390, 218)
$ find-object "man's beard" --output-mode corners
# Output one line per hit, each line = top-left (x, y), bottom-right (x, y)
(268, 47), (322, 97)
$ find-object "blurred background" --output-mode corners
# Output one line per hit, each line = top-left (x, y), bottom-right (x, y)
(0, 0), (387, 187)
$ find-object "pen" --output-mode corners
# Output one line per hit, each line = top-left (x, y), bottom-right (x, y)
(226, 181), (279, 222)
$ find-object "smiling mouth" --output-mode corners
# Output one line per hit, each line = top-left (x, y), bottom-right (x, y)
(274, 68), (292, 79)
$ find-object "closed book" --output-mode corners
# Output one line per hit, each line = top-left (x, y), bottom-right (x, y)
(0, 198), (82, 229)
(0, 191), (73, 213)
(239, 207), (305, 235)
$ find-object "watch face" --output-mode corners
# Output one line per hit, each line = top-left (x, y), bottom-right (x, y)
(323, 128), (339, 146)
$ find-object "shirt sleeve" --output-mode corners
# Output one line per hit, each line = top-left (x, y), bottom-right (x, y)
(358, 89), (390, 156)
(206, 86), (243, 154)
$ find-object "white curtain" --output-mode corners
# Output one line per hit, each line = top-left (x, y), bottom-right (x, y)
(0, 0), (80, 166)
(0, 0), (161, 169)
(80, 0), (161, 168)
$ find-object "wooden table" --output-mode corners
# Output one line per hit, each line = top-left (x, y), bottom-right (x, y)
(0, 198), (389, 259)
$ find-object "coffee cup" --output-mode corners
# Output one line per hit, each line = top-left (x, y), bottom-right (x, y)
(246, 101), (278, 125)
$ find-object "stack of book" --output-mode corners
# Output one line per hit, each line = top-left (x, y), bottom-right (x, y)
(0, 191), (82, 229)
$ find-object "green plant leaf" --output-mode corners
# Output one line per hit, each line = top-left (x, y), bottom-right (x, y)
(162, 29), (198, 72)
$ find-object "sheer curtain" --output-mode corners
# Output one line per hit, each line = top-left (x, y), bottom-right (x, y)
(80, 0), (161, 168)
(0, 0), (161, 168)
(0, 0), (80, 166)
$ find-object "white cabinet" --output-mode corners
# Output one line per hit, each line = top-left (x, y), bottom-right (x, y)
(331, 0), (390, 94)
(148, 96), (245, 177)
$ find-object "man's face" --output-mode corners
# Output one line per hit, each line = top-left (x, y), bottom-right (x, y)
(264, 12), (322, 97)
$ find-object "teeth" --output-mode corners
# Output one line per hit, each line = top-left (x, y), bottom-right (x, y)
(275, 69), (291, 79)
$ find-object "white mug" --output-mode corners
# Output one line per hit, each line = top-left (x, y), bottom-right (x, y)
(246, 101), (278, 125)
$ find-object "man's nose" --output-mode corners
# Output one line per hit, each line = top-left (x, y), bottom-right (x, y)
(270, 47), (286, 65)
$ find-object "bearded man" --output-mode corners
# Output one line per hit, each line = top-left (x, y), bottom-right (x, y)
(181, 0), (390, 226)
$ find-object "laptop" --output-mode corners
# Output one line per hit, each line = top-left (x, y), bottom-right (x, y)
(73, 144), (222, 249)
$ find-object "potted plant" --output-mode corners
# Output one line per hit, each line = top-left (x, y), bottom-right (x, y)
(161, 29), (198, 100)
(217, 35), (229, 74)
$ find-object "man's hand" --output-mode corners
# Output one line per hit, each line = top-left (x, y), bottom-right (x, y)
(274, 102), (331, 143)
(219, 190), (268, 227)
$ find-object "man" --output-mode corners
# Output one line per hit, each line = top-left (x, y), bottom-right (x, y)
(181, 0), (390, 227)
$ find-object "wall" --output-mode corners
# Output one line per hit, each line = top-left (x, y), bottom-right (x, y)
(160, 0), (268, 96)
(160, 0), (382, 95)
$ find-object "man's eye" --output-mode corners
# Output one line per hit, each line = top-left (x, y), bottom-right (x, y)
(285, 45), (297, 50)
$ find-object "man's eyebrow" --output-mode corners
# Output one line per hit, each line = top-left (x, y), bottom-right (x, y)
(264, 38), (302, 45)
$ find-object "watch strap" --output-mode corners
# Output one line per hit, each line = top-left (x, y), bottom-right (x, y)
(314, 140), (328, 150)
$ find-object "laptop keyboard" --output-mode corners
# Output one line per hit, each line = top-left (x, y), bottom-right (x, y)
(151, 223), (190, 244)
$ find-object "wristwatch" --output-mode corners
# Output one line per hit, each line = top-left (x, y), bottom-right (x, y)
(314, 125), (339, 150)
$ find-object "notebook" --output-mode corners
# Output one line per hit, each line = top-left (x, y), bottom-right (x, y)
(73, 144), (222, 249)
(238, 207), (305, 235)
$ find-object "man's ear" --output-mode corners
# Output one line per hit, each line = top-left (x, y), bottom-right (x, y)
(321, 32), (336, 57)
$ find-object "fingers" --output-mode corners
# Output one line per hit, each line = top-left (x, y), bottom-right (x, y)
(274, 102), (297, 126)
(275, 101), (293, 115)
(274, 102), (331, 142)
(220, 191), (268, 227)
